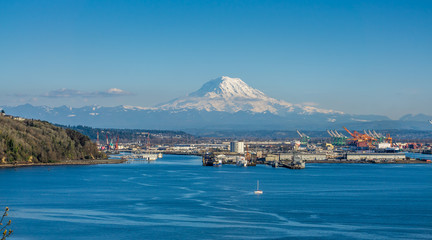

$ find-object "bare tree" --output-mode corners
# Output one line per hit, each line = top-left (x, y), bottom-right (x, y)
(0, 207), (12, 240)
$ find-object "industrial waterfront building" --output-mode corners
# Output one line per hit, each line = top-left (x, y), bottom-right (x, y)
(230, 141), (245, 154)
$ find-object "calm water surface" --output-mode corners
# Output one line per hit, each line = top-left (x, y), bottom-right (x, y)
(1, 155), (431, 239)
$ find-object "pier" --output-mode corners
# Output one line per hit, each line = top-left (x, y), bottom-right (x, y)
(121, 153), (163, 161)
(202, 153), (305, 169)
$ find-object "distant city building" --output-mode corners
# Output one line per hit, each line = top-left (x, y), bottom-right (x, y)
(230, 141), (245, 154)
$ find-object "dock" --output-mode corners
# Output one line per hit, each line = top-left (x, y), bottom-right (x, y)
(122, 153), (163, 161)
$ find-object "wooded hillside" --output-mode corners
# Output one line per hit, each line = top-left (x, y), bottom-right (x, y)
(0, 115), (105, 164)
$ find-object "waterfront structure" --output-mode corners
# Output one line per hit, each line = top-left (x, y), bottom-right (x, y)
(230, 141), (245, 154)
(297, 130), (310, 144)
(327, 130), (348, 146)
(346, 153), (405, 161)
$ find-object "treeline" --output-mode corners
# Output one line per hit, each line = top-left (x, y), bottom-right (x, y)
(60, 125), (195, 143)
(0, 115), (105, 164)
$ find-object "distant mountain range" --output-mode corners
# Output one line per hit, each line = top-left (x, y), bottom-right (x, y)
(1, 76), (432, 131)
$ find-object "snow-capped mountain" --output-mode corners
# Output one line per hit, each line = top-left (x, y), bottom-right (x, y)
(157, 76), (342, 115)
(4, 76), (429, 130)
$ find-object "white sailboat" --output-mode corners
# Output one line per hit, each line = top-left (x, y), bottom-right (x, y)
(254, 180), (263, 195)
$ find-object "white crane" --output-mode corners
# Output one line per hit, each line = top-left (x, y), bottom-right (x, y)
(335, 130), (347, 138)
(332, 130), (340, 137)
(327, 130), (335, 137)
(366, 130), (376, 138)
(373, 130), (383, 138)
(327, 129), (348, 138)
(297, 130), (309, 138)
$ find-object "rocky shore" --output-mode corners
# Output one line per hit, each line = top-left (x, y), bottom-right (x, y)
(0, 158), (126, 168)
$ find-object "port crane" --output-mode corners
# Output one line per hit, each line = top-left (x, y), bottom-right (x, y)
(332, 130), (339, 137)
(327, 129), (347, 146)
(335, 130), (347, 138)
(343, 127), (377, 148)
(363, 130), (393, 145)
(297, 130), (310, 144)
(364, 130), (374, 138)
(297, 130), (309, 138)
(115, 135), (119, 151)
(327, 130), (345, 137)
(140, 132), (151, 150)
(373, 130), (383, 138)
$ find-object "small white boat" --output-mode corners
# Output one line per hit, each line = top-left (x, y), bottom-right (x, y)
(254, 180), (263, 195)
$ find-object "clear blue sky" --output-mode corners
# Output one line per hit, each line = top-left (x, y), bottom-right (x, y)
(1, 0), (431, 119)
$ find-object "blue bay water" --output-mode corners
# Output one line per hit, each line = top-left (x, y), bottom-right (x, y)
(406, 153), (432, 160)
(1, 155), (431, 239)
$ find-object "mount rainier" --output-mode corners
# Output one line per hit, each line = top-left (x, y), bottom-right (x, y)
(157, 76), (342, 115)
(1, 76), (428, 130)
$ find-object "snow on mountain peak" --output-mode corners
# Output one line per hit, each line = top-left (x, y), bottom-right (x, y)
(157, 76), (342, 115)
(157, 76), (291, 113)
(189, 76), (266, 99)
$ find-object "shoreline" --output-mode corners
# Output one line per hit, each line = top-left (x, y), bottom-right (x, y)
(0, 158), (127, 169)
(165, 152), (431, 164)
(306, 159), (428, 164)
